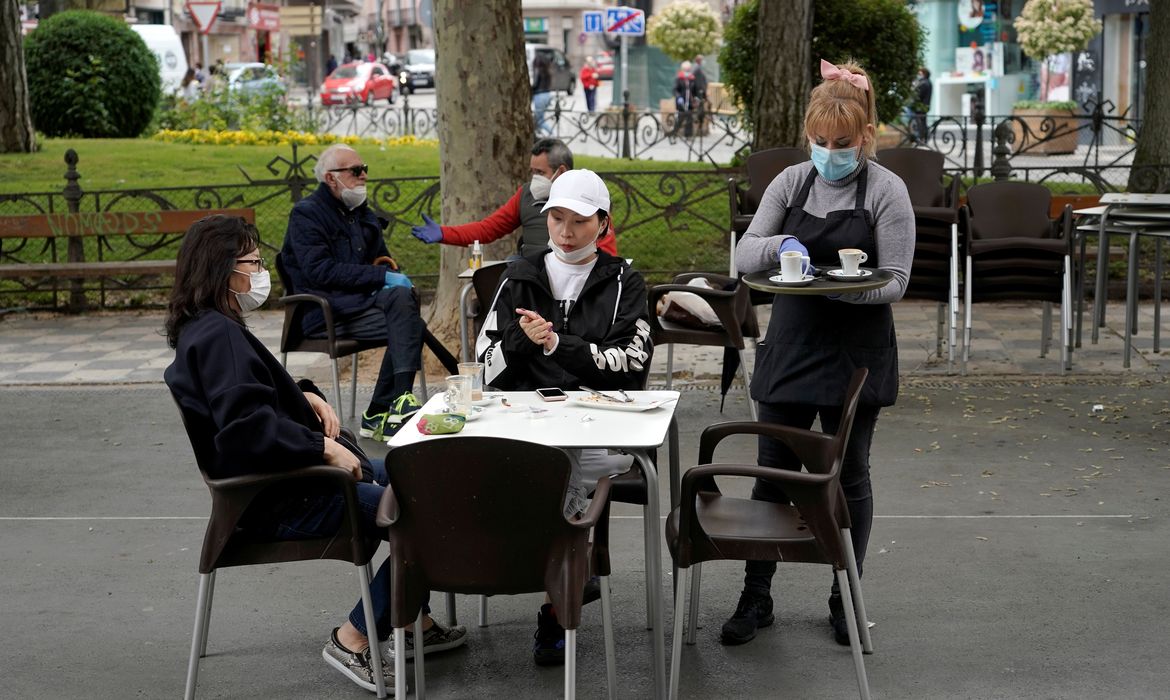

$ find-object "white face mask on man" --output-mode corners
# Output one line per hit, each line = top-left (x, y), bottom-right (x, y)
(232, 269), (271, 312)
(338, 183), (367, 209)
(530, 174), (553, 201)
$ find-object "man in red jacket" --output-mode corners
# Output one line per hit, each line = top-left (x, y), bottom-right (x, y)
(410, 138), (618, 257)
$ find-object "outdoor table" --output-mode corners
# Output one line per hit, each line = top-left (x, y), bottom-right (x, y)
(388, 389), (681, 700)
(457, 260), (507, 362)
(741, 268), (894, 296)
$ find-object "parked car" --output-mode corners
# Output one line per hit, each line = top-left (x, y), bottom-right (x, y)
(526, 44), (575, 95)
(402, 48), (435, 93)
(224, 62), (284, 96)
(320, 62), (398, 105)
(595, 50), (614, 80)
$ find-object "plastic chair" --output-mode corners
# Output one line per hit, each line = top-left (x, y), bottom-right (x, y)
(728, 147), (809, 281)
(275, 253), (458, 418)
(170, 400), (388, 700)
(376, 437), (617, 700)
(665, 368), (873, 700)
(647, 272), (759, 420)
(877, 148), (962, 364)
(960, 182), (1074, 373)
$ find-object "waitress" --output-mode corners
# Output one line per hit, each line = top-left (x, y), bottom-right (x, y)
(721, 59), (915, 647)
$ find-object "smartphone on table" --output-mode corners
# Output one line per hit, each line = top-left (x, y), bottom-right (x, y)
(536, 387), (568, 402)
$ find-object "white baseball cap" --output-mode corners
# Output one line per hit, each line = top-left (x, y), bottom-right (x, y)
(541, 169), (611, 216)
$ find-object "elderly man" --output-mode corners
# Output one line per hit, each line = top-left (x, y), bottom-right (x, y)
(280, 144), (424, 442)
(409, 138), (618, 257)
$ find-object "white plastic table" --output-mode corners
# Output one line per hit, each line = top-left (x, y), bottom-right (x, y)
(388, 390), (680, 700)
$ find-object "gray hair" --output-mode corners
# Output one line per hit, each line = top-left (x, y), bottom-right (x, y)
(531, 138), (573, 171)
(314, 144), (358, 183)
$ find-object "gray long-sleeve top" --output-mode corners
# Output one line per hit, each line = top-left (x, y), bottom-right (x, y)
(735, 160), (915, 304)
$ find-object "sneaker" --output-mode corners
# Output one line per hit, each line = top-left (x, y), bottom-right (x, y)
(583, 575), (601, 606)
(828, 593), (851, 646)
(387, 619), (468, 660)
(322, 628), (395, 694)
(720, 591), (774, 646)
(533, 603), (566, 666)
(359, 410), (389, 440)
(386, 393), (422, 429)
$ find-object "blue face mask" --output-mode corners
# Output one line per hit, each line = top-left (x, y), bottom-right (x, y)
(809, 142), (862, 181)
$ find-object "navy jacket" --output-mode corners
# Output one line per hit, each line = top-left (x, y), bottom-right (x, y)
(280, 183), (391, 332)
(165, 310), (326, 479)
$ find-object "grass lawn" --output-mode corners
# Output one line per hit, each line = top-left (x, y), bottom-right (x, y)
(0, 138), (720, 193)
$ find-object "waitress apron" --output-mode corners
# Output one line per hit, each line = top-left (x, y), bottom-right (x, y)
(751, 165), (899, 407)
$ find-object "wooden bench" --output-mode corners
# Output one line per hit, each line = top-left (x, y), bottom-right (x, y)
(0, 208), (255, 307)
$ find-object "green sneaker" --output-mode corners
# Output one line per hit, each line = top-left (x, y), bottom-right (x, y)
(359, 410), (389, 440)
(386, 392), (422, 429)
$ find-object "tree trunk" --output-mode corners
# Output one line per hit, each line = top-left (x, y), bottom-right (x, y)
(428, 0), (532, 368)
(751, 0), (812, 150)
(1129, 3), (1169, 193)
(0, 0), (36, 153)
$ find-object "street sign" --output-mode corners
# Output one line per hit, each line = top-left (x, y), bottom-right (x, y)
(186, 1), (221, 35)
(279, 5), (322, 35)
(605, 5), (645, 36)
(246, 2), (280, 32)
(583, 10), (604, 33)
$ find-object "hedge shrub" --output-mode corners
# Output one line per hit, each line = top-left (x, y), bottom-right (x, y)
(25, 11), (161, 138)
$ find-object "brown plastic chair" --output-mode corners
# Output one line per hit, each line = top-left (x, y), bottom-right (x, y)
(647, 272), (759, 420)
(877, 148), (962, 364)
(960, 182), (1074, 373)
(376, 437), (617, 700)
(275, 252), (459, 418)
(171, 399), (388, 699)
(665, 368), (873, 700)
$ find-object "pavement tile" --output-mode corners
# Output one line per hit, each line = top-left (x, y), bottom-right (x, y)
(18, 361), (89, 373)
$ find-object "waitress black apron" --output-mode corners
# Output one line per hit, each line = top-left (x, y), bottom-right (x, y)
(751, 165), (899, 407)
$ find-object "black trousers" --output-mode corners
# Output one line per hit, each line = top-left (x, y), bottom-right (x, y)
(330, 286), (423, 409)
(742, 401), (880, 598)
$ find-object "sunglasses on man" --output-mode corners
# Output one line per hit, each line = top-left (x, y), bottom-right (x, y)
(329, 164), (369, 177)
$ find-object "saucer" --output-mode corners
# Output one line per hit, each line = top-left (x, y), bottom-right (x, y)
(826, 268), (873, 282)
(767, 273), (815, 287)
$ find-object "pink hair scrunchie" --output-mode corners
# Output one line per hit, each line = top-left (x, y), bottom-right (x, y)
(820, 59), (870, 92)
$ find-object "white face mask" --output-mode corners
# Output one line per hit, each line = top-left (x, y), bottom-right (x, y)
(530, 174), (553, 201)
(339, 183), (367, 209)
(232, 269), (271, 312)
(548, 222), (604, 264)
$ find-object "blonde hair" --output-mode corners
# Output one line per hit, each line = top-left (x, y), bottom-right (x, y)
(804, 60), (878, 159)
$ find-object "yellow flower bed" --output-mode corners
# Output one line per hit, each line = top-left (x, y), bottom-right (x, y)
(152, 129), (437, 148)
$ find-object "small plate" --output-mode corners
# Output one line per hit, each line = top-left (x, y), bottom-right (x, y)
(472, 393), (503, 406)
(826, 268), (873, 282)
(767, 273), (815, 287)
(570, 396), (667, 412)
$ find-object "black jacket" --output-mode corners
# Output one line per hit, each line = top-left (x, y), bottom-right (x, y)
(280, 183), (391, 332)
(477, 251), (653, 391)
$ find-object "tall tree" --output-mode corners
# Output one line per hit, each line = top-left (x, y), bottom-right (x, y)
(427, 0), (532, 360)
(0, 0), (36, 153)
(751, 0), (812, 150)
(1128, 3), (1169, 193)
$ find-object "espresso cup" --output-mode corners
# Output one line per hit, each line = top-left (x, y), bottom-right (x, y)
(779, 250), (812, 282)
(838, 248), (868, 276)
(444, 374), (473, 416)
(457, 361), (485, 401)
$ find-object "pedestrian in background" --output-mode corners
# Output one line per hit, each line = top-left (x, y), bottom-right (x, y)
(180, 68), (201, 102)
(532, 51), (554, 136)
(692, 54), (708, 109)
(326, 54), (339, 77)
(580, 56), (600, 113)
(911, 66), (932, 144)
(673, 60), (694, 114)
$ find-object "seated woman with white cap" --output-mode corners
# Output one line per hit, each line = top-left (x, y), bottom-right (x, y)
(475, 168), (654, 666)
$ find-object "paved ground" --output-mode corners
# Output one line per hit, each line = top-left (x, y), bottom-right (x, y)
(1, 301), (1169, 698)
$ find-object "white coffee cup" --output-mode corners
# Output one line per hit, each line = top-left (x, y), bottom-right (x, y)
(779, 250), (812, 282)
(838, 248), (868, 276)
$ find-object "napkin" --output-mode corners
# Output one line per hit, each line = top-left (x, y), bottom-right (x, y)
(416, 413), (466, 435)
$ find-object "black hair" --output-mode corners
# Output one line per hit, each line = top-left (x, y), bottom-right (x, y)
(532, 138), (573, 171)
(164, 215), (260, 348)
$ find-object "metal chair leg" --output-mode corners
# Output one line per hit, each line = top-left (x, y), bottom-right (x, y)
(669, 567), (690, 699)
(601, 576), (618, 700)
(1063, 256), (1073, 371)
(564, 628), (577, 700)
(685, 562), (701, 645)
(835, 569), (872, 700)
(331, 358), (344, 417)
(445, 592), (457, 626)
(1041, 302), (1052, 358)
(935, 302), (945, 358)
(414, 612), (426, 700)
(393, 627), (407, 700)
(842, 530), (873, 654)
(665, 344), (674, 389)
(738, 349), (757, 421)
(477, 595), (488, 627)
(350, 356), (359, 421)
(197, 570), (216, 657)
(962, 255), (973, 374)
(417, 368), (428, 400)
(357, 564), (388, 699)
(1155, 239), (1164, 354)
(184, 573), (213, 700)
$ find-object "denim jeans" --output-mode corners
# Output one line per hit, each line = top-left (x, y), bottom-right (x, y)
(533, 91), (553, 135)
(330, 286), (423, 409)
(741, 401), (880, 598)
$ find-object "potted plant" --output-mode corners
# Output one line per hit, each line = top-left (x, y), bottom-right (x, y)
(1011, 0), (1101, 154)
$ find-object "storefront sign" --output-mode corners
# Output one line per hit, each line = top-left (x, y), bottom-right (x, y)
(1094, 0), (1149, 14)
(247, 2), (280, 32)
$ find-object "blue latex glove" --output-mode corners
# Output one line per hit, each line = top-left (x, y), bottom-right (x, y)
(776, 237), (816, 274)
(384, 271), (413, 289)
(411, 213), (443, 244)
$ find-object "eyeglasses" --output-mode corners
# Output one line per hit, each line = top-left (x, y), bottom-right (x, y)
(236, 257), (266, 269)
(329, 164), (369, 177)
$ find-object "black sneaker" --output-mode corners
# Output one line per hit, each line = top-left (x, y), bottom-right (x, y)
(720, 591), (774, 646)
(359, 410), (389, 440)
(828, 593), (850, 646)
(533, 603), (566, 666)
(583, 575), (601, 606)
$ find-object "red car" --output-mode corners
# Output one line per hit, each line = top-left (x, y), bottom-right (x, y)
(595, 51), (614, 80)
(320, 62), (397, 105)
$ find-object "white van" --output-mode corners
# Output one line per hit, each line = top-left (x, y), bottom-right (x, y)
(130, 24), (189, 95)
